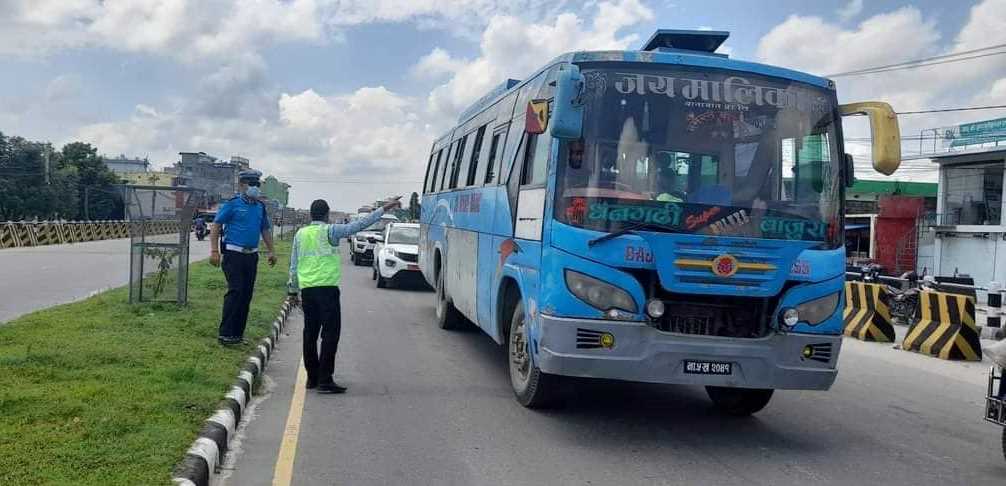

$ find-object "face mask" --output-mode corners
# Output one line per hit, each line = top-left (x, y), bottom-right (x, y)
(245, 186), (261, 198)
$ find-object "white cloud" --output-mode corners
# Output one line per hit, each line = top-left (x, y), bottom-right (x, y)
(412, 48), (466, 80)
(45, 75), (84, 103)
(0, 0), (324, 60)
(757, 0), (1006, 181)
(836, 0), (864, 22)
(421, 0), (654, 119)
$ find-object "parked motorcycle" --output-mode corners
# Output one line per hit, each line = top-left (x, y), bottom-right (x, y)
(888, 271), (920, 326)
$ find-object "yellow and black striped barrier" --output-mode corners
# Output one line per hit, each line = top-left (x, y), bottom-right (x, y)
(843, 281), (896, 342)
(0, 220), (180, 250)
(903, 290), (981, 361)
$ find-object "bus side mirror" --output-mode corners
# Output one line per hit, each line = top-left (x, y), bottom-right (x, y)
(550, 64), (584, 140)
(844, 153), (855, 187)
(839, 101), (901, 176)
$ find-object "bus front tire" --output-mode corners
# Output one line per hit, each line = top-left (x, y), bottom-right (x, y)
(705, 386), (774, 416)
(508, 300), (560, 408)
(435, 269), (462, 330)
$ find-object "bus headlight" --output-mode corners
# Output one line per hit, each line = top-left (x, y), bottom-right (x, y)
(795, 292), (840, 326)
(564, 270), (637, 314)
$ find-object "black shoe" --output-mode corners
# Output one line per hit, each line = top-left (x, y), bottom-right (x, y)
(218, 336), (241, 345)
(317, 382), (347, 394)
(306, 377), (318, 390)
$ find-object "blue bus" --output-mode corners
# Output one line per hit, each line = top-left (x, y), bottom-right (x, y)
(419, 30), (900, 414)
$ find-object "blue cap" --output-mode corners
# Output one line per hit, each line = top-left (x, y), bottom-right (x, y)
(238, 169), (262, 182)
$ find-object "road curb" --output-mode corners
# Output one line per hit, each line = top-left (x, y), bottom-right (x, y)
(172, 297), (296, 486)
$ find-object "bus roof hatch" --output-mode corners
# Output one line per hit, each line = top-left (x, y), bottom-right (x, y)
(641, 29), (729, 55)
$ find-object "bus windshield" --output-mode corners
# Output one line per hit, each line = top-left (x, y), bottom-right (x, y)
(556, 65), (842, 245)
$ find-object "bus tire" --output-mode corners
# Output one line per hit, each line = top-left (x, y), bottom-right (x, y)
(508, 300), (560, 408)
(435, 267), (462, 330)
(705, 386), (774, 416)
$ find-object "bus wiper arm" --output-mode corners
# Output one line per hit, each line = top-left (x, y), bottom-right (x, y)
(587, 222), (681, 248)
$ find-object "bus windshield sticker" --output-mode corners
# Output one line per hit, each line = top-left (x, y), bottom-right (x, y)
(611, 72), (830, 113)
(685, 207), (722, 230)
(760, 217), (827, 241)
(586, 201), (682, 226)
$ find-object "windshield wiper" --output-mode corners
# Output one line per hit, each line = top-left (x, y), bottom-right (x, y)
(587, 221), (683, 247)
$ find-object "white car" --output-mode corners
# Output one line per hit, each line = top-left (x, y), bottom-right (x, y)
(372, 222), (422, 288)
(350, 214), (398, 266)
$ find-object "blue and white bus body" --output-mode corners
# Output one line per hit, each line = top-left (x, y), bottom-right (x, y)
(418, 30), (893, 410)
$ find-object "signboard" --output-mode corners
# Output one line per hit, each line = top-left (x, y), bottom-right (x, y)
(946, 117), (1006, 148)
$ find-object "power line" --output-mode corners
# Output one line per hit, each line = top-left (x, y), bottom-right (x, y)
(896, 105), (1006, 115)
(826, 42), (1006, 77)
(280, 179), (423, 184)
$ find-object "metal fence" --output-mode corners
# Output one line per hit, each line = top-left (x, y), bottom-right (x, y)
(0, 220), (178, 249)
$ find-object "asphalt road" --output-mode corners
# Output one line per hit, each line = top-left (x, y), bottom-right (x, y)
(0, 235), (212, 323)
(223, 246), (1006, 486)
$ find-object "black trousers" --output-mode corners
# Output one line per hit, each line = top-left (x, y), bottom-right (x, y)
(301, 286), (342, 384)
(219, 250), (259, 339)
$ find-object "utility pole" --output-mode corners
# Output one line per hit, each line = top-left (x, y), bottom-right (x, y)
(43, 144), (51, 185)
(84, 186), (90, 220)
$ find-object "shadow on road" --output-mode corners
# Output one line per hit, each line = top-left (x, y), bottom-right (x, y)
(440, 314), (836, 462)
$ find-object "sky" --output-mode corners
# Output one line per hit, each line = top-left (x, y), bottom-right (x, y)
(2, 0), (1005, 210)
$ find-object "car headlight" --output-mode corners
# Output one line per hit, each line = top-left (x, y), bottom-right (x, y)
(564, 269), (637, 314)
(795, 292), (840, 325)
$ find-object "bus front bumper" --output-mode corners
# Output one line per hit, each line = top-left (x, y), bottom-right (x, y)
(536, 315), (841, 390)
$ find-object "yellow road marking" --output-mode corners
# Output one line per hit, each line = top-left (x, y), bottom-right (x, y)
(273, 363), (308, 486)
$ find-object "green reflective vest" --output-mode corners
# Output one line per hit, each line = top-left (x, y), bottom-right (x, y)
(295, 224), (341, 288)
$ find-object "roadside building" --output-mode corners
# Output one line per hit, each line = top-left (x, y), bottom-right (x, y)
(261, 176), (291, 207)
(120, 171), (186, 187)
(104, 155), (150, 175)
(902, 116), (1006, 287)
(173, 152), (243, 206)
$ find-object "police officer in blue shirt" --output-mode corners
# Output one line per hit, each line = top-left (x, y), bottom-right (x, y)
(210, 170), (277, 345)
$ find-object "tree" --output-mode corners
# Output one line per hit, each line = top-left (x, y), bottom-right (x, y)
(0, 133), (78, 221)
(58, 142), (124, 220)
(408, 192), (420, 221)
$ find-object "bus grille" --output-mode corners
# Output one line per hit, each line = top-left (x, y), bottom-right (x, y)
(653, 294), (771, 338)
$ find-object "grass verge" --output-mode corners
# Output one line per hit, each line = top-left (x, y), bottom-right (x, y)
(0, 238), (293, 485)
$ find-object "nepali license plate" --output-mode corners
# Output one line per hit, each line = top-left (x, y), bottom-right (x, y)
(683, 360), (733, 375)
(407, 264), (419, 271)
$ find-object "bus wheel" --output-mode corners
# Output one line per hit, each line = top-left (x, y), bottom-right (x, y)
(508, 300), (559, 408)
(705, 386), (774, 416)
(435, 268), (462, 330)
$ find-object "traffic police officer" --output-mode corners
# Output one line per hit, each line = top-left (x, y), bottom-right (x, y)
(210, 170), (277, 345)
(288, 196), (401, 393)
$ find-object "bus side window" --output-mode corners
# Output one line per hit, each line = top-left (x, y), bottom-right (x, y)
(482, 130), (503, 184)
(465, 125), (487, 187)
(429, 150), (443, 193)
(449, 135), (468, 189)
(438, 142), (456, 191)
(521, 120), (551, 186)
(424, 150), (439, 194)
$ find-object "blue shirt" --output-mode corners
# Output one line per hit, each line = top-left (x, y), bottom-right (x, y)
(288, 209), (385, 291)
(214, 195), (272, 249)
